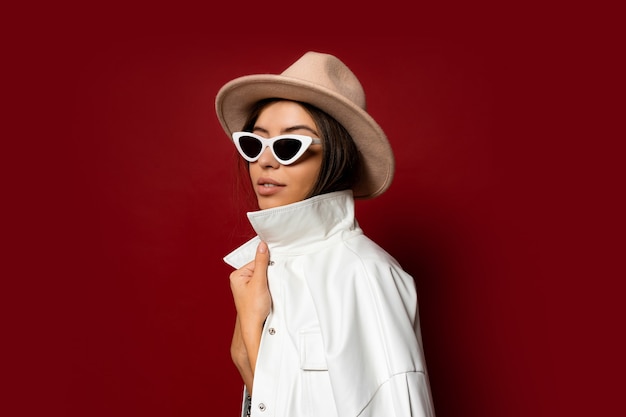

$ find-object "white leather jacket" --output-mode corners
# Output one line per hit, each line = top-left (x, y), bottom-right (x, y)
(224, 190), (435, 417)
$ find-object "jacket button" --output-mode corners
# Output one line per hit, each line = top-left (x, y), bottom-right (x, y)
(268, 328), (276, 335)
(258, 403), (266, 411)
(268, 260), (275, 266)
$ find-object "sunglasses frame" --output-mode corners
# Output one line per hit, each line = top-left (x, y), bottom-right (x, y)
(232, 132), (322, 165)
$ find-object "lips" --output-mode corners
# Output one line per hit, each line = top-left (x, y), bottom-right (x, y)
(256, 177), (284, 196)
(257, 177), (283, 187)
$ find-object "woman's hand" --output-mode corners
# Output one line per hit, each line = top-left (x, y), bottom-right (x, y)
(229, 241), (271, 393)
(230, 241), (271, 329)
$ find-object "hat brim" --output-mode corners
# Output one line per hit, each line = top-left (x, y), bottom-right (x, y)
(215, 74), (394, 199)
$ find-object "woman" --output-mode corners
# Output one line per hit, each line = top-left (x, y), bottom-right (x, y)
(215, 51), (435, 417)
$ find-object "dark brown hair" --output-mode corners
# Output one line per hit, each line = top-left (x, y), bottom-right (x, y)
(241, 98), (361, 199)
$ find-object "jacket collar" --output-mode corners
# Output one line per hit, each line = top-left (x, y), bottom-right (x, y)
(224, 190), (357, 268)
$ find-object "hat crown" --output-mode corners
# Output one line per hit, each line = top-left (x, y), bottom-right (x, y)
(281, 52), (367, 110)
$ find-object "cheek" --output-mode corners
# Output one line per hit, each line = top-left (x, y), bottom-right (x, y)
(307, 166), (321, 185)
(297, 162), (322, 192)
(248, 164), (259, 180)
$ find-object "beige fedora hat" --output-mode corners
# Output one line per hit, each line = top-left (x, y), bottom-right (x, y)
(215, 51), (395, 199)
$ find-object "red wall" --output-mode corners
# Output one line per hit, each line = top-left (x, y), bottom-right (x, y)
(5, 3), (621, 417)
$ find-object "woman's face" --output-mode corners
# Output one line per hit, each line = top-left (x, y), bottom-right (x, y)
(248, 101), (323, 210)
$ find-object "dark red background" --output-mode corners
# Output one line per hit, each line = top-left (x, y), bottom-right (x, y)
(4, 2), (623, 416)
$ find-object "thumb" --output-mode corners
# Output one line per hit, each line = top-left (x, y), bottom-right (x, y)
(253, 241), (270, 280)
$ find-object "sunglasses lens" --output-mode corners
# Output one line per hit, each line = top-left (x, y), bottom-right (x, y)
(273, 138), (303, 161)
(239, 136), (263, 159)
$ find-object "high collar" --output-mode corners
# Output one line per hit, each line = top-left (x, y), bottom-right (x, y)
(224, 190), (359, 267)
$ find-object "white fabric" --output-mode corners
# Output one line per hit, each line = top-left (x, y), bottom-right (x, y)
(224, 190), (435, 417)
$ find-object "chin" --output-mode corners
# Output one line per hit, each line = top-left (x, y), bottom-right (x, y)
(257, 199), (280, 210)
(257, 196), (296, 210)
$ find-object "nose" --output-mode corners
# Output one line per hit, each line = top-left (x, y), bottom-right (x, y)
(256, 146), (280, 168)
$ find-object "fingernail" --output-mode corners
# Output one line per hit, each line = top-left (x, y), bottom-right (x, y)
(258, 242), (267, 253)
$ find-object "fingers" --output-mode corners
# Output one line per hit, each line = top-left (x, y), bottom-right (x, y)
(229, 241), (270, 289)
(229, 242), (272, 331)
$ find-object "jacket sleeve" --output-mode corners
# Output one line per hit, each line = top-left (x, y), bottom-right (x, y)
(303, 237), (436, 417)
